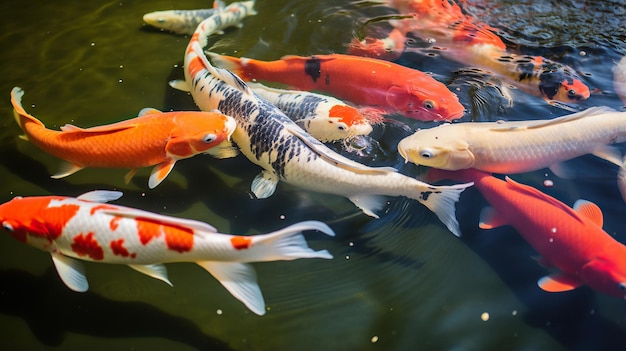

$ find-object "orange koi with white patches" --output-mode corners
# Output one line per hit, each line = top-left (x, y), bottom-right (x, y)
(349, 0), (590, 105)
(0, 190), (334, 315)
(11, 87), (237, 189)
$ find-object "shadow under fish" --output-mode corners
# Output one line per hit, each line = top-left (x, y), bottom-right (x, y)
(0, 268), (233, 350)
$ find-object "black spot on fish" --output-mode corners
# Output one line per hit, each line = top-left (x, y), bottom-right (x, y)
(419, 190), (441, 201)
(304, 57), (321, 83)
(517, 61), (535, 82)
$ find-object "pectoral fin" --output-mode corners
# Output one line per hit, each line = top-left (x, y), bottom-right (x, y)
(196, 261), (265, 315)
(573, 199), (603, 227)
(537, 273), (582, 292)
(51, 252), (88, 292)
(251, 170), (278, 199)
(128, 264), (172, 286)
(478, 206), (508, 229)
(148, 161), (176, 189)
(51, 161), (84, 179)
(169, 79), (190, 92)
(348, 194), (385, 218)
(138, 108), (162, 116)
(77, 190), (123, 203)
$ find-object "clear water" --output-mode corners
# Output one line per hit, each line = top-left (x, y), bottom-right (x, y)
(0, 0), (625, 350)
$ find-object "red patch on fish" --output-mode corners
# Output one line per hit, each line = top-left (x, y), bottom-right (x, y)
(42, 203), (81, 240)
(71, 232), (104, 261)
(109, 216), (122, 231)
(110, 238), (136, 258)
(230, 236), (252, 250)
(136, 217), (194, 253)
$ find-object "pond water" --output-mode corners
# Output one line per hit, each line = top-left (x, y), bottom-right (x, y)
(1, 0), (625, 350)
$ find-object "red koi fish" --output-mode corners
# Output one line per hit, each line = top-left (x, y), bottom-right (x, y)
(11, 87), (237, 189)
(0, 190), (334, 315)
(349, 0), (590, 106)
(207, 52), (465, 121)
(429, 168), (626, 299)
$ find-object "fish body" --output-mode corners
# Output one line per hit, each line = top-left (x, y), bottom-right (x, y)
(0, 190), (334, 315)
(247, 82), (373, 142)
(614, 55), (626, 106)
(11, 87), (237, 188)
(431, 169), (626, 299)
(142, 0), (257, 35)
(208, 52), (465, 122)
(398, 107), (626, 199)
(178, 18), (473, 236)
(349, 0), (590, 105)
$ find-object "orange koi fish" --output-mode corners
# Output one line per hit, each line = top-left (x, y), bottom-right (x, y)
(11, 87), (237, 189)
(349, 0), (590, 106)
(0, 190), (334, 315)
(207, 52), (465, 121)
(430, 168), (626, 299)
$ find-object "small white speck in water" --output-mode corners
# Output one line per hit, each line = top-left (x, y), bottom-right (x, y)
(512, 310), (518, 316)
(119, 65), (123, 69)
(551, 227), (557, 233)
(345, 255), (350, 260)
(90, 42), (95, 46)
(216, 309), (223, 315)
(371, 336), (379, 343)
(118, 79), (123, 83)
(543, 179), (554, 187)
(279, 214), (285, 220)
(481, 312), (490, 321)
(549, 238), (554, 243)
(579, 50), (587, 56)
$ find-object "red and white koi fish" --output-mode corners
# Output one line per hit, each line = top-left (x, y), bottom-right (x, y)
(247, 82), (374, 142)
(397, 106), (626, 201)
(207, 52), (465, 122)
(143, 0), (256, 35)
(174, 16), (473, 236)
(349, 0), (590, 106)
(0, 190), (334, 315)
(11, 87), (237, 189)
(429, 169), (626, 299)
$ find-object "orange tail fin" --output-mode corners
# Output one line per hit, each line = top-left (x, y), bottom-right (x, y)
(10, 87), (45, 140)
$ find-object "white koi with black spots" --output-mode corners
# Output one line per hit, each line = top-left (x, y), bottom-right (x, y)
(174, 17), (473, 236)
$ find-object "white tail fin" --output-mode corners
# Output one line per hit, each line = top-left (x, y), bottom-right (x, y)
(414, 182), (474, 237)
(247, 220), (335, 261)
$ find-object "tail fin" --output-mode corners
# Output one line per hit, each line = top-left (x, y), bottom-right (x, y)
(414, 180), (473, 237)
(618, 155), (626, 203)
(195, 221), (334, 315)
(207, 52), (246, 79)
(10, 87), (44, 141)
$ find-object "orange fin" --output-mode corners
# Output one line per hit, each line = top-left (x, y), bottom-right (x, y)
(537, 273), (582, 292)
(138, 107), (162, 116)
(60, 123), (135, 133)
(124, 169), (138, 184)
(148, 160), (176, 189)
(479, 206), (508, 229)
(573, 199), (603, 227)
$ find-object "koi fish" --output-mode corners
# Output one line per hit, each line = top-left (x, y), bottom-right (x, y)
(174, 17), (473, 236)
(247, 82), (374, 142)
(349, 0), (590, 106)
(0, 190), (334, 315)
(429, 168), (626, 299)
(207, 52), (465, 122)
(142, 0), (256, 35)
(11, 87), (237, 189)
(397, 107), (626, 200)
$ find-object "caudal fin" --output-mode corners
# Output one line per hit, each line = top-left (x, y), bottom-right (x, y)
(10, 87), (44, 139)
(196, 221), (334, 315)
(207, 52), (246, 79)
(414, 180), (473, 237)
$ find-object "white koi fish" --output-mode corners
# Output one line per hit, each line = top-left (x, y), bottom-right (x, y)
(247, 82), (373, 142)
(398, 107), (626, 200)
(172, 16), (473, 237)
(0, 190), (334, 315)
(143, 0), (256, 35)
(614, 56), (626, 106)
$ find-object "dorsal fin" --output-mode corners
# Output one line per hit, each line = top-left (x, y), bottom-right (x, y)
(101, 207), (218, 233)
(573, 199), (604, 227)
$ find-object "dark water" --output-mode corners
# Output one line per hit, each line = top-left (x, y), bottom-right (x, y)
(1, 0), (626, 350)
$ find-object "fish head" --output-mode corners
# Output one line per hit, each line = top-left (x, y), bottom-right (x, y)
(167, 112), (237, 158)
(397, 127), (475, 170)
(386, 83), (465, 122)
(581, 257), (626, 299)
(0, 196), (60, 251)
(310, 105), (372, 142)
(538, 69), (590, 103)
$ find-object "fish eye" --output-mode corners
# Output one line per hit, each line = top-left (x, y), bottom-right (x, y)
(157, 18), (165, 23)
(2, 222), (13, 232)
(202, 133), (218, 143)
(337, 123), (348, 131)
(619, 282), (626, 292)
(423, 100), (435, 110)
(567, 89), (577, 97)
(419, 149), (434, 159)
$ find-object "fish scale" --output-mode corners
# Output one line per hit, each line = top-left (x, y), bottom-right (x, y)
(180, 16), (473, 236)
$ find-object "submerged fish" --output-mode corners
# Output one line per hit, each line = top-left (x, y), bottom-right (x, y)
(349, 0), (590, 106)
(207, 52), (465, 122)
(430, 168), (626, 299)
(248, 82), (373, 142)
(175, 16), (473, 236)
(142, 0), (257, 35)
(11, 87), (237, 189)
(0, 190), (334, 315)
(614, 55), (626, 106)
(398, 107), (626, 200)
